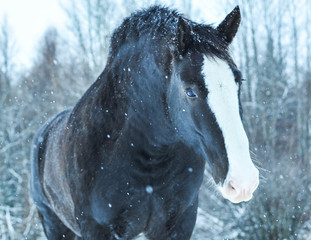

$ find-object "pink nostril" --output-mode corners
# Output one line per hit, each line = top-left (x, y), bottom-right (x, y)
(228, 180), (238, 193)
(229, 181), (235, 189)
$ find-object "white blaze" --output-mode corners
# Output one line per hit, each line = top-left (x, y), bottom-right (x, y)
(202, 56), (258, 203)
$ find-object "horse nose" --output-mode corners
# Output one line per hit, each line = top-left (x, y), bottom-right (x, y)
(221, 169), (259, 204)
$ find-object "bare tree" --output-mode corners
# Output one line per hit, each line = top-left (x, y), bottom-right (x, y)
(61, 0), (118, 80)
(0, 15), (16, 102)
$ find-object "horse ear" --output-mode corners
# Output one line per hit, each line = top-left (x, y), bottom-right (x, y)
(216, 6), (241, 44)
(175, 16), (192, 56)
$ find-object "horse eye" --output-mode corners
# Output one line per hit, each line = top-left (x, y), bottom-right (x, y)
(185, 89), (197, 99)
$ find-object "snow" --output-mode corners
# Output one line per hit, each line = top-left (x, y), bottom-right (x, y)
(145, 185), (153, 194)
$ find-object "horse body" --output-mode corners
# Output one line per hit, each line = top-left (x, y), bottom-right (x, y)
(31, 6), (259, 240)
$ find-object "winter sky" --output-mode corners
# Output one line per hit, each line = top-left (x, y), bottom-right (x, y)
(0, 0), (67, 69)
(1, 0), (229, 70)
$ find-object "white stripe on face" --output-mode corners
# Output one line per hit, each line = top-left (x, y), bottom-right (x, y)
(202, 56), (258, 202)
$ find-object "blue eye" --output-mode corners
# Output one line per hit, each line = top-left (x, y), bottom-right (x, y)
(185, 89), (197, 99)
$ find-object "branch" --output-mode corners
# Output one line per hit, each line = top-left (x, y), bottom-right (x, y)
(22, 204), (36, 236)
(5, 207), (15, 239)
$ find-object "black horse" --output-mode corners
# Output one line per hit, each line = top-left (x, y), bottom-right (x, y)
(30, 6), (259, 240)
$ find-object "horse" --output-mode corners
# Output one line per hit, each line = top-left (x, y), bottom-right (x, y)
(30, 5), (259, 240)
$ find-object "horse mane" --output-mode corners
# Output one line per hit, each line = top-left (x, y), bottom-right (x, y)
(107, 5), (233, 66)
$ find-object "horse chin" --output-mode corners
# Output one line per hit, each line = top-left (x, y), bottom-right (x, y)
(223, 193), (253, 204)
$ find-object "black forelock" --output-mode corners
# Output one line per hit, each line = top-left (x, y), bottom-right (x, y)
(191, 23), (234, 65)
(107, 5), (234, 65)
(108, 6), (180, 59)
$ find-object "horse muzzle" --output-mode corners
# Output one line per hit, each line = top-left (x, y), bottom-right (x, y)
(219, 167), (259, 204)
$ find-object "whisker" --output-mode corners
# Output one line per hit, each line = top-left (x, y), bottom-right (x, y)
(259, 180), (267, 185)
(249, 150), (269, 173)
(249, 150), (258, 158)
(203, 173), (224, 198)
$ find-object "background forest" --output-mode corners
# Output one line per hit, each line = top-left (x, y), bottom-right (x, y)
(1, 0), (311, 239)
